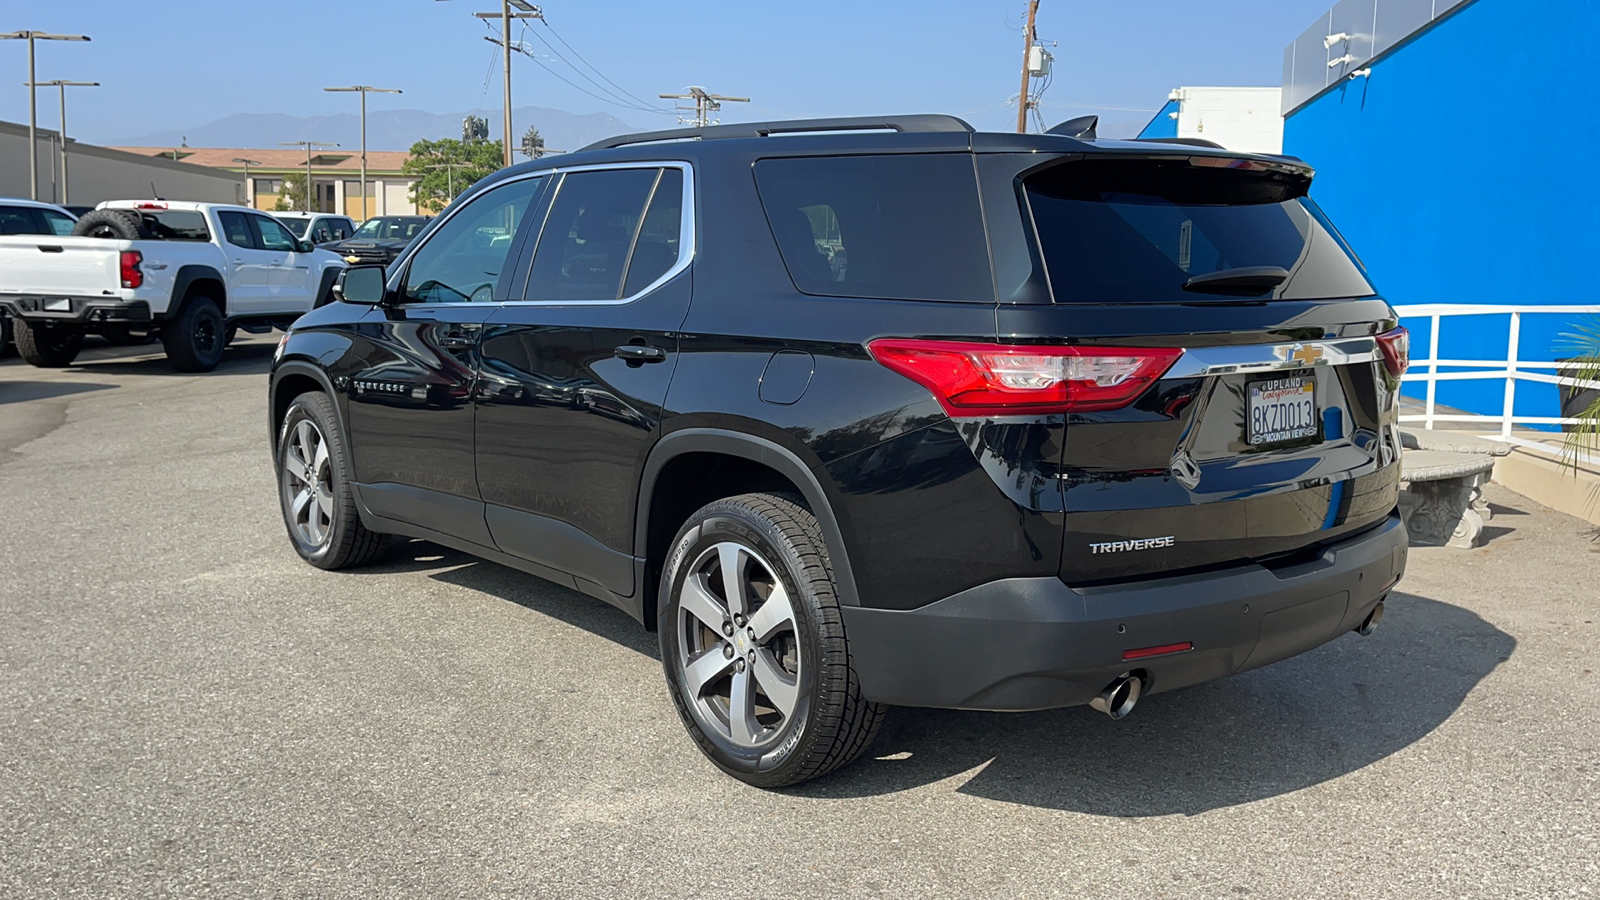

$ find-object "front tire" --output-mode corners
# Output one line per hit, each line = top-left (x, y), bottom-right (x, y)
(161, 297), (226, 372)
(659, 493), (886, 787)
(275, 391), (389, 569)
(15, 321), (83, 368)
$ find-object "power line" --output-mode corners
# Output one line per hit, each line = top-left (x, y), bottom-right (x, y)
(539, 19), (672, 113)
(520, 23), (669, 114)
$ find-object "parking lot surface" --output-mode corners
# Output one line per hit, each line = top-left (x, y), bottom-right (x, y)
(2, 338), (1597, 899)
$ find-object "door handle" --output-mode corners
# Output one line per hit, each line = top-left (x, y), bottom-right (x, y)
(439, 334), (477, 350)
(614, 344), (667, 363)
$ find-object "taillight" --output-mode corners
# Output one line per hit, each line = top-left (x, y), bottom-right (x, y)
(867, 339), (1182, 417)
(1375, 326), (1409, 377)
(119, 250), (143, 289)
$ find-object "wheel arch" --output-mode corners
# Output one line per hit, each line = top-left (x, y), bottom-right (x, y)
(171, 264), (228, 317)
(269, 362), (343, 459)
(636, 428), (861, 629)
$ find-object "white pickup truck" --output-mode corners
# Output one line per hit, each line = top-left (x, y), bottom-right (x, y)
(0, 201), (346, 372)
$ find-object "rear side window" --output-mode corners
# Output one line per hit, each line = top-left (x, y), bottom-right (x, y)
(217, 211), (254, 248)
(524, 168), (663, 302)
(754, 154), (994, 303)
(1024, 158), (1373, 303)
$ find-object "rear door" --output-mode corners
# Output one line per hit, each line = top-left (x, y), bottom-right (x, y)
(993, 153), (1404, 583)
(216, 210), (271, 312)
(475, 163), (693, 600)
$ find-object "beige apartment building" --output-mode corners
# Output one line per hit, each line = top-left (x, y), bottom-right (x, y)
(110, 145), (423, 217)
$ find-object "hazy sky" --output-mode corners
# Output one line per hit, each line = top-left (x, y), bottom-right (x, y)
(0, 0), (1336, 142)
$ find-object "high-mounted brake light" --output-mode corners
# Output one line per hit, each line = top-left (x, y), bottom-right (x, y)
(119, 250), (143, 289)
(134, 202), (168, 210)
(1375, 326), (1409, 378)
(867, 339), (1182, 417)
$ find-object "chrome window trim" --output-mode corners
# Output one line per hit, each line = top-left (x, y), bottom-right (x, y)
(388, 160), (694, 309)
(1166, 337), (1380, 378)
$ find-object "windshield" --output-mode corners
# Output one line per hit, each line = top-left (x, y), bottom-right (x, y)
(276, 216), (311, 238)
(1024, 158), (1374, 303)
(353, 217), (427, 240)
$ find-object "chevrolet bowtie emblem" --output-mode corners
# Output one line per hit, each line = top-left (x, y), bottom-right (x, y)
(1281, 343), (1325, 366)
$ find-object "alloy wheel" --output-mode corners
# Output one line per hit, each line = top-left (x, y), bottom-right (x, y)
(677, 541), (802, 749)
(281, 419), (334, 547)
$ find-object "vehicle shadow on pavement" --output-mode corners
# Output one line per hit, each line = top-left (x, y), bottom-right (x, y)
(362, 539), (661, 658)
(798, 591), (1514, 815)
(70, 342), (277, 375)
(0, 381), (116, 405)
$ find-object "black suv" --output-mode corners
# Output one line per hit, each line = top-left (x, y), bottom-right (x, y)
(269, 115), (1409, 787)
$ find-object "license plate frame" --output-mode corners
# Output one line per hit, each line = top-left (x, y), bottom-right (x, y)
(42, 297), (73, 312)
(1247, 374), (1318, 446)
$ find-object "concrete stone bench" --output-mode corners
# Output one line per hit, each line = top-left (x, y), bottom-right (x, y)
(1398, 447), (1497, 549)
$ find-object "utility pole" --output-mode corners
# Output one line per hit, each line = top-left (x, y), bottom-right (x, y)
(25, 79), (97, 205)
(279, 140), (339, 212)
(445, 0), (541, 168)
(232, 157), (262, 207)
(1017, 1), (1040, 133)
(659, 86), (750, 128)
(2, 30), (91, 200)
(325, 85), (402, 219)
(426, 160), (463, 200)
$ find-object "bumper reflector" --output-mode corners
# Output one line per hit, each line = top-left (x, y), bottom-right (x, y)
(1122, 641), (1193, 661)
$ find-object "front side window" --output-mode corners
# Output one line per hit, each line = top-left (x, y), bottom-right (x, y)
(523, 167), (675, 302)
(252, 215), (299, 252)
(753, 154), (994, 302)
(401, 177), (544, 304)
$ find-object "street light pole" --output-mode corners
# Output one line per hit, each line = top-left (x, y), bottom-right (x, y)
(232, 157), (262, 207)
(2, 30), (91, 200)
(324, 86), (401, 220)
(279, 140), (338, 212)
(26, 79), (97, 205)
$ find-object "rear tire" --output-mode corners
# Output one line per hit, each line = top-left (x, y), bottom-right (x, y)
(161, 297), (226, 372)
(659, 492), (886, 787)
(15, 321), (83, 368)
(276, 391), (389, 569)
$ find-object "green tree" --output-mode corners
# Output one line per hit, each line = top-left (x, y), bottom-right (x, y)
(272, 172), (311, 211)
(1559, 320), (1600, 527)
(403, 137), (504, 209)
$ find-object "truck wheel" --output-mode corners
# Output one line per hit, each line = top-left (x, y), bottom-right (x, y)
(276, 391), (389, 569)
(15, 322), (83, 368)
(161, 297), (226, 372)
(71, 209), (154, 240)
(659, 492), (886, 787)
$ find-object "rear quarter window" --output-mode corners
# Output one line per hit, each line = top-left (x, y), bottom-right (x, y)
(754, 154), (994, 303)
(1024, 158), (1373, 303)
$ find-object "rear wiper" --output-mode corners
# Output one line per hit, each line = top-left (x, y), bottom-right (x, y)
(1182, 266), (1290, 295)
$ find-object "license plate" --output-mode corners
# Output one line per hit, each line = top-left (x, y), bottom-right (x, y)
(1248, 376), (1317, 445)
(43, 298), (72, 312)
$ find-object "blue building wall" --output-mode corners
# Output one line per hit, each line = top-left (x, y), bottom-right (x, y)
(1283, 0), (1600, 423)
(1137, 100), (1180, 139)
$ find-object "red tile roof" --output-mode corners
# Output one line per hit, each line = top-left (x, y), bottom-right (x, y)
(107, 146), (414, 172)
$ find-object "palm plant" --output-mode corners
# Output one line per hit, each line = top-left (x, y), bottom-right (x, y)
(1559, 318), (1600, 529)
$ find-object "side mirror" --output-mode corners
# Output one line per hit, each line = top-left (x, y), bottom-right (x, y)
(297, 239), (315, 253)
(339, 264), (388, 305)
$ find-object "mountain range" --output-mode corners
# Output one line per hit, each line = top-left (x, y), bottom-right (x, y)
(102, 106), (646, 153)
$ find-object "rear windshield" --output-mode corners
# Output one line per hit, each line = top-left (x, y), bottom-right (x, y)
(135, 211), (210, 241)
(1024, 158), (1373, 303)
(276, 216), (311, 237)
(754, 154), (994, 302)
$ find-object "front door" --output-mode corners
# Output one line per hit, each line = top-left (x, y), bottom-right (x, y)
(249, 213), (313, 311)
(345, 173), (550, 547)
(476, 164), (694, 600)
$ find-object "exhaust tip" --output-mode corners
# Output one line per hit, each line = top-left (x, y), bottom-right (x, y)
(1355, 601), (1384, 637)
(1089, 673), (1142, 720)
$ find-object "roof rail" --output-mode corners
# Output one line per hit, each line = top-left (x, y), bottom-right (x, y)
(580, 114), (975, 152)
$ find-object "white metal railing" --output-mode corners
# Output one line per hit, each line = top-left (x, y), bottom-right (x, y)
(1391, 304), (1600, 441)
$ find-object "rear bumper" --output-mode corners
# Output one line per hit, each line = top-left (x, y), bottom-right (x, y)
(843, 511), (1407, 711)
(0, 295), (153, 324)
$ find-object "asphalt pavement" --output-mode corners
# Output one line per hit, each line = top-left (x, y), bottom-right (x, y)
(2, 336), (1596, 899)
